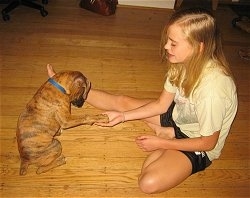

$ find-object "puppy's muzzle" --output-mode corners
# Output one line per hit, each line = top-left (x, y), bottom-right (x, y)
(71, 97), (85, 108)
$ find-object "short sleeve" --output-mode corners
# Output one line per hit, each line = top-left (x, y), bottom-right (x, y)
(164, 78), (177, 93)
(195, 96), (227, 136)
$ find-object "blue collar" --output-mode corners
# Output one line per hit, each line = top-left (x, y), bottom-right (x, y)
(48, 78), (66, 94)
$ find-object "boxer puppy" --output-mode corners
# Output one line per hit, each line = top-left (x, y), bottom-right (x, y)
(16, 69), (108, 175)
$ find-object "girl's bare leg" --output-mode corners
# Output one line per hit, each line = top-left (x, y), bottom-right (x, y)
(86, 89), (154, 112)
(138, 149), (192, 194)
(46, 63), (153, 111)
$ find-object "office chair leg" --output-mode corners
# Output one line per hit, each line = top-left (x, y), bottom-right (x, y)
(22, 0), (48, 17)
(2, 0), (48, 21)
(2, 1), (20, 21)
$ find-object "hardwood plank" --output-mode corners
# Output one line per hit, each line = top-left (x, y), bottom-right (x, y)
(1, 187), (249, 197)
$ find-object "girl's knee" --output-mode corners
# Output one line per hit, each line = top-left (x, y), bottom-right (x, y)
(138, 173), (161, 194)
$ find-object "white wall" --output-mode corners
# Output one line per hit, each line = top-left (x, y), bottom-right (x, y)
(118, 0), (175, 9)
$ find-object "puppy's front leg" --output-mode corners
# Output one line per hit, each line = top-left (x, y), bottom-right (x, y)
(55, 110), (108, 129)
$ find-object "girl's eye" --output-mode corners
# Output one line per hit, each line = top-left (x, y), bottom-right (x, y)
(169, 40), (176, 47)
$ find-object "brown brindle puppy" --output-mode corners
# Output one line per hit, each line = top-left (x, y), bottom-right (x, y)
(16, 70), (108, 175)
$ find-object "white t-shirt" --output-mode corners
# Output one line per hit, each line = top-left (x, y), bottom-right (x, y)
(164, 62), (238, 161)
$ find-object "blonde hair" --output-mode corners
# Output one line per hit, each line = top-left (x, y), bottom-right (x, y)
(160, 8), (234, 97)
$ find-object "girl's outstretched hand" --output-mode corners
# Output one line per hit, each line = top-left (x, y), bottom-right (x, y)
(95, 111), (124, 127)
(135, 135), (166, 152)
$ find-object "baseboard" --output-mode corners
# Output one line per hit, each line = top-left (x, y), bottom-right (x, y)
(118, 0), (175, 9)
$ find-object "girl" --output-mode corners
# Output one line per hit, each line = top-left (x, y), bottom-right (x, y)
(47, 7), (238, 194)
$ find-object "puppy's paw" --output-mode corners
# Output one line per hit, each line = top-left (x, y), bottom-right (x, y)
(95, 114), (109, 123)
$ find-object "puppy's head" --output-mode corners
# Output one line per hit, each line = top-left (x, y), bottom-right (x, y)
(49, 67), (91, 108)
(53, 71), (91, 108)
(67, 71), (91, 108)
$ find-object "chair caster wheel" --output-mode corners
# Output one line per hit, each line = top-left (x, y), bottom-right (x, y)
(2, 12), (10, 21)
(40, 8), (48, 17)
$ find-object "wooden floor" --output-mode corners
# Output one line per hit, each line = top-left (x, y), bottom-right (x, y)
(0, 1), (249, 197)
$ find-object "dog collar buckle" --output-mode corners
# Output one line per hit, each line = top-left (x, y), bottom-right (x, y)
(48, 78), (67, 94)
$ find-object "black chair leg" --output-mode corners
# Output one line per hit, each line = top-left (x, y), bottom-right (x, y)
(2, 0), (48, 21)
(2, 1), (20, 21)
(22, 0), (44, 10)
(22, 0), (48, 17)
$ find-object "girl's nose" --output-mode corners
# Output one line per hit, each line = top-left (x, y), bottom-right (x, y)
(164, 42), (170, 50)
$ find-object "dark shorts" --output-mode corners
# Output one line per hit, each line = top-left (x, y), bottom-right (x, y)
(160, 102), (212, 175)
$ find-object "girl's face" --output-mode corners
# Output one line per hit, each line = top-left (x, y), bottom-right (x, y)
(164, 24), (194, 63)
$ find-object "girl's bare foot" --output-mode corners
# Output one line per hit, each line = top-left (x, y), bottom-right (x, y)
(146, 122), (175, 139)
(47, 64), (56, 77)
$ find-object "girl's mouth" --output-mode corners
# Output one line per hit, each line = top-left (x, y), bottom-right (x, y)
(167, 52), (174, 58)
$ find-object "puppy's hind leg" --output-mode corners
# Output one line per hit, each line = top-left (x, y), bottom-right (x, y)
(36, 139), (66, 174)
(37, 154), (66, 174)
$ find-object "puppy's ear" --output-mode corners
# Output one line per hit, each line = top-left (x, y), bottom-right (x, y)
(69, 72), (91, 103)
(74, 77), (84, 88)
(70, 77), (84, 94)
(83, 79), (91, 100)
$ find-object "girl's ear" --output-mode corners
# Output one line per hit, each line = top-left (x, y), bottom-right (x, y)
(199, 42), (204, 53)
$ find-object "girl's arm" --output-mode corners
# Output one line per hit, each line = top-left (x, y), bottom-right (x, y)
(124, 90), (175, 122)
(136, 131), (220, 152)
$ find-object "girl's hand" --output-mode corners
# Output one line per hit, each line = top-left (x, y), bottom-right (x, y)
(135, 135), (166, 152)
(95, 111), (124, 127)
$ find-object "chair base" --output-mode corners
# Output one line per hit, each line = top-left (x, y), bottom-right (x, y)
(2, 0), (48, 21)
